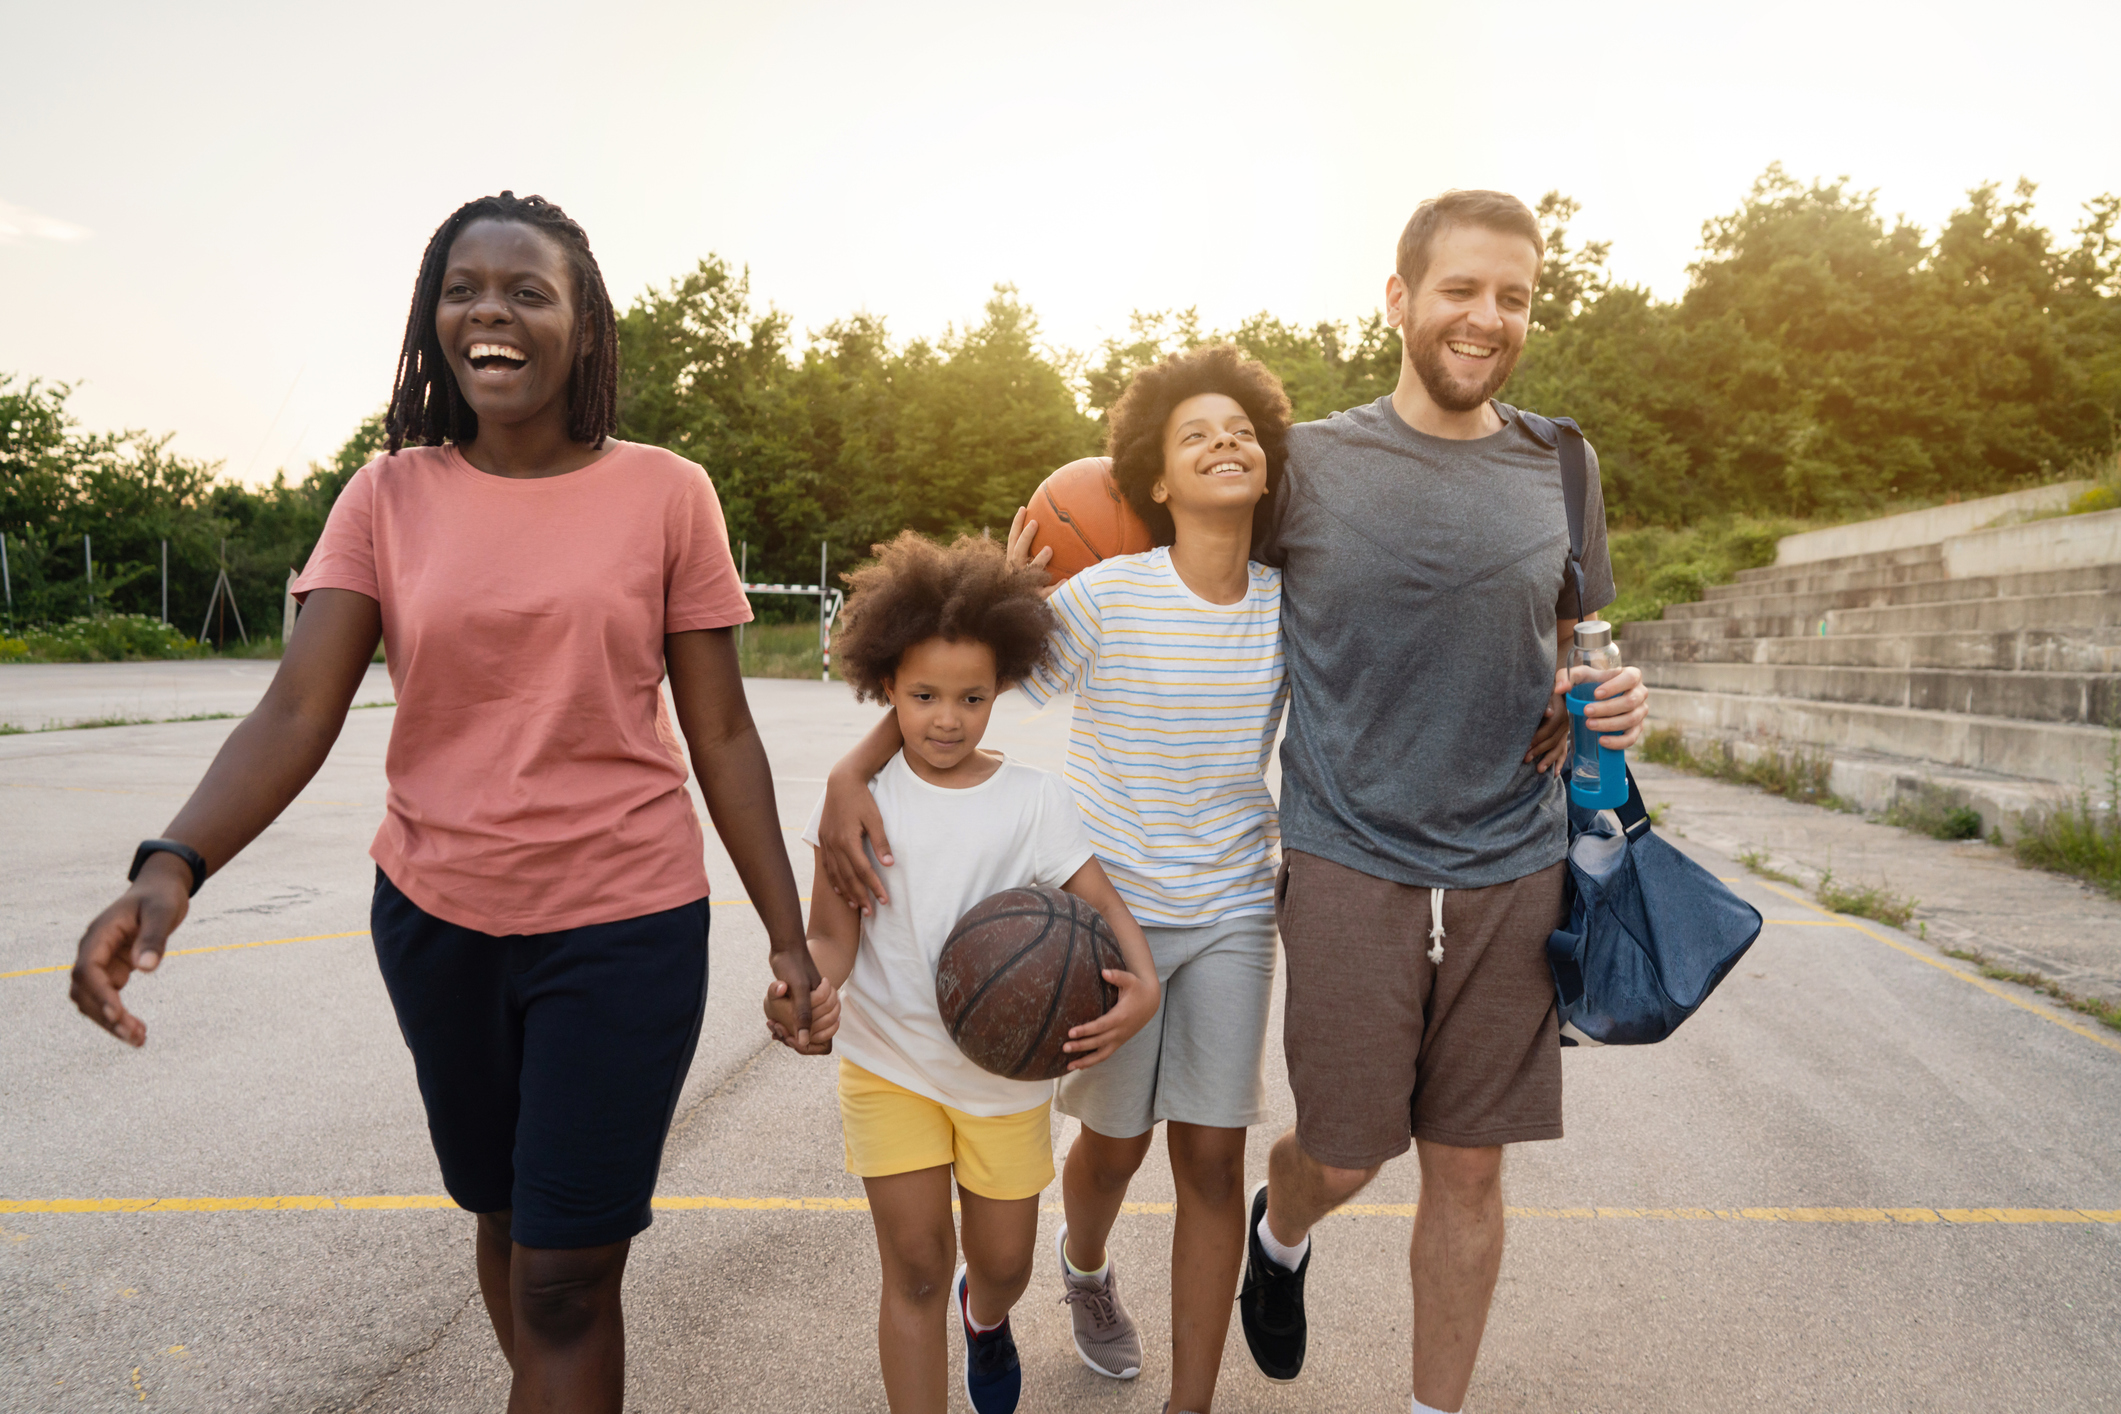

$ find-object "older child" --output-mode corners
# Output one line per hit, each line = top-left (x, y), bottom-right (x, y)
(766, 531), (1159, 1414)
(818, 346), (1293, 1414)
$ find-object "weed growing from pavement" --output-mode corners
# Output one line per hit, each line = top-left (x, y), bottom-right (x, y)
(1815, 866), (1918, 929)
(1734, 848), (1801, 887)
(1639, 728), (1842, 807)
(2013, 728), (2121, 899)
(1943, 947), (2121, 1033)
(1884, 786), (1985, 841)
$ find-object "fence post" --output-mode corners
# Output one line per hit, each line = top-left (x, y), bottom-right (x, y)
(161, 540), (168, 624)
(818, 540), (829, 682)
(283, 569), (298, 645)
(738, 540), (747, 670)
(84, 533), (93, 614)
(1, 535), (11, 628)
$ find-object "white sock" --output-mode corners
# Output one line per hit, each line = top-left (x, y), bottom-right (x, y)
(960, 1278), (1005, 1334)
(1254, 1211), (1310, 1271)
(1413, 1398), (1461, 1414)
(1063, 1244), (1110, 1283)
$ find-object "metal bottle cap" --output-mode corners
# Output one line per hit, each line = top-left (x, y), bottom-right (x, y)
(1573, 619), (1613, 649)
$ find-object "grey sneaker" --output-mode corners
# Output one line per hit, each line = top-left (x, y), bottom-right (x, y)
(1055, 1223), (1142, 1379)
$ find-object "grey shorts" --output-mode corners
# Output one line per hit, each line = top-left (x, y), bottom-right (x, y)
(1055, 912), (1277, 1138)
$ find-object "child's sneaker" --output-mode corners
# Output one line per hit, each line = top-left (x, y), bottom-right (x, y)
(957, 1264), (1022, 1414)
(1054, 1223), (1142, 1378)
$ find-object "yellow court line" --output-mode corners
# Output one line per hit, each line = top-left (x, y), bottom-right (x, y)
(0, 930), (372, 981)
(5, 782), (372, 807)
(1749, 878), (2121, 1058)
(3, 1195), (2114, 1224)
(1, 897), (792, 982)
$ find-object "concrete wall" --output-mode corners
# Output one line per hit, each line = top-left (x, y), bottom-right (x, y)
(1774, 482), (2089, 566)
(1942, 507), (2121, 580)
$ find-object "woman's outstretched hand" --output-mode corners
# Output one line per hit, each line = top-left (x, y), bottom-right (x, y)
(70, 853), (192, 1047)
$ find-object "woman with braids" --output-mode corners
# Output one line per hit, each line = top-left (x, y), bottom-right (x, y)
(67, 191), (817, 1411)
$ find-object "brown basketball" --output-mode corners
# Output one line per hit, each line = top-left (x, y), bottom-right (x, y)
(1027, 456), (1155, 582)
(935, 886), (1129, 1080)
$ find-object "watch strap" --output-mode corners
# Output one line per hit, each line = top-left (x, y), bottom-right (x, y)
(131, 839), (208, 897)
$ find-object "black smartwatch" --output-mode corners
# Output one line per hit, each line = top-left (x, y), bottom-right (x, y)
(130, 839), (208, 897)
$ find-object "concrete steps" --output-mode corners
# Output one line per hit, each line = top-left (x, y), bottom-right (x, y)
(1645, 661), (2121, 725)
(1643, 625), (2121, 674)
(1649, 688), (2114, 794)
(1625, 489), (2121, 833)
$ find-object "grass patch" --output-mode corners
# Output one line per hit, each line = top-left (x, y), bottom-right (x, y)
(2015, 799), (2121, 897)
(1734, 848), (1801, 887)
(739, 621), (845, 682)
(1815, 866), (1918, 929)
(1883, 786), (1985, 841)
(1638, 727), (1839, 806)
(1942, 948), (2121, 1033)
(2013, 729), (2121, 897)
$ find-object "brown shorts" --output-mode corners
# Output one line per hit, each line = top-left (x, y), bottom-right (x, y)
(1276, 850), (1566, 1167)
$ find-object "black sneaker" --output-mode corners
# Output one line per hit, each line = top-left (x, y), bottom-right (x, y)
(957, 1263), (1022, 1414)
(1238, 1178), (1308, 1382)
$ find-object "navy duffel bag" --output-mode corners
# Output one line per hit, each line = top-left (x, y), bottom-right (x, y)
(1548, 766), (1763, 1046)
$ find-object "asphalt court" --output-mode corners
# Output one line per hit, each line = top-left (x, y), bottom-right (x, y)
(3, 674), (2118, 1411)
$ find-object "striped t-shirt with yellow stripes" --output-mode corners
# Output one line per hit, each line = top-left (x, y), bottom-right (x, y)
(1019, 547), (1286, 926)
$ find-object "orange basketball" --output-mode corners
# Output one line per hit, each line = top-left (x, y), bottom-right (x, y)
(1026, 456), (1155, 582)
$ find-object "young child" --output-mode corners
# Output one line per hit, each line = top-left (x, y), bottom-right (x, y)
(764, 530), (1161, 1414)
(817, 346), (1293, 1414)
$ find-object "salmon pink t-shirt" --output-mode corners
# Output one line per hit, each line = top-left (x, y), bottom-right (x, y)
(292, 441), (752, 935)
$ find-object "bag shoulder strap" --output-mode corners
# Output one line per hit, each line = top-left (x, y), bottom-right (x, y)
(1524, 412), (1649, 837)
(1516, 410), (1590, 626)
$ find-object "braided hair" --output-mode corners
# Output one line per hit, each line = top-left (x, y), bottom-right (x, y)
(384, 191), (619, 453)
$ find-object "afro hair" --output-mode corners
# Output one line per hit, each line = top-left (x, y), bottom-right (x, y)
(834, 531), (1058, 703)
(1105, 344), (1292, 551)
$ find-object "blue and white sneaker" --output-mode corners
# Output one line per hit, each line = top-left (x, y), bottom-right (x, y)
(956, 1263), (1022, 1414)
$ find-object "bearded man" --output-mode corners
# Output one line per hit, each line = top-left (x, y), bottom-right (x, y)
(1238, 190), (1652, 1414)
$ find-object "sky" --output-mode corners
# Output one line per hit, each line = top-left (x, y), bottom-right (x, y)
(4, 0), (2117, 483)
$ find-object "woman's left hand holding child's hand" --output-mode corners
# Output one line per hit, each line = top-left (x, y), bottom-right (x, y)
(764, 976), (840, 1055)
(1060, 968), (1160, 1071)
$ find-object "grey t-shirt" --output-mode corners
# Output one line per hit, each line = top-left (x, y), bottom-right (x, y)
(1262, 397), (1615, 888)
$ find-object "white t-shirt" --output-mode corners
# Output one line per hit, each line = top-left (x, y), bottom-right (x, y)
(802, 751), (1096, 1117)
(1018, 548), (1286, 925)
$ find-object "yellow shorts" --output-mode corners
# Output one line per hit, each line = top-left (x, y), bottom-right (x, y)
(837, 1059), (1054, 1201)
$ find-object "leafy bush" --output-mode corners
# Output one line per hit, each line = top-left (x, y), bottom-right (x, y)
(2064, 450), (2121, 516)
(1603, 516), (1804, 626)
(3, 613), (205, 662)
(1884, 786), (1986, 840)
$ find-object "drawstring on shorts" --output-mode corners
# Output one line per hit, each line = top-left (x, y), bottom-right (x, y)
(1428, 887), (1446, 965)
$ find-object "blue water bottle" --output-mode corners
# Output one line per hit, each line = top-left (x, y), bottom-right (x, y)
(1566, 620), (1629, 810)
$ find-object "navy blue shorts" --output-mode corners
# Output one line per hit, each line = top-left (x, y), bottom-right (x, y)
(371, 869), (710, 1249)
